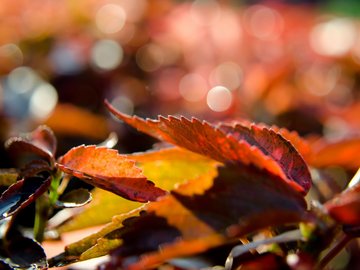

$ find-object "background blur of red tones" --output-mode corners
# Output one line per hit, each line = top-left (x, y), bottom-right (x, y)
(1, 0), (360, 156)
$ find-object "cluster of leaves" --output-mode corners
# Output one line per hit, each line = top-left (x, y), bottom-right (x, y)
(0, 101), (360, 269)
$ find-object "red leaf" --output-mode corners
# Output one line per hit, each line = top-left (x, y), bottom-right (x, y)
(5, 125), (57, 162)
(0, 176), (51, 219)
(309, 138), (360, 169)
(57, 145), (166, 202)
(105, 100), (311, 194)
(171, 165), (309, 238)
(20, 160), (52, 178)
(324, 184), (360, 225)
(101, 165), (309, 270)
(219, 123), (311, 194)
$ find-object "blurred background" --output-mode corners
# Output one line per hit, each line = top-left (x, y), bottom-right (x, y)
(1, 0), (360, 157)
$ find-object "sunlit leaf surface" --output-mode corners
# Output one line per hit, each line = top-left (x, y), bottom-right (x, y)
(57, 147), (218, 232)
(57, 145), (166, 202)
(105, 101), (311, 194)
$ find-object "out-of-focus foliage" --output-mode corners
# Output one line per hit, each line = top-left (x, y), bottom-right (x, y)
(1, 0), (360, 269)
(1, 0), (360, 144)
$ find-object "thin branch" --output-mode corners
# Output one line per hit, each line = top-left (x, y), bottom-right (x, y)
(318, 233), (352, 269)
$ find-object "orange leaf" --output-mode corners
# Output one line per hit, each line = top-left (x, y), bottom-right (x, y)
(105, 100), (311, 194)
(309, 138), (360, 169)
(45, 103), (109, 140)
(57, 145), (166, 202)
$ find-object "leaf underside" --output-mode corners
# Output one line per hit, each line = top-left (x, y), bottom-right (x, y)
(0, 176), (51, 219)
(5, 125), (57, 161)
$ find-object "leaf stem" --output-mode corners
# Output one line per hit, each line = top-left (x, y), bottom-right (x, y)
(318, 233), (352, 269)
(34, 169), (63, 242)
(34, 194), (49, 243)
(49, 170), (63, 206)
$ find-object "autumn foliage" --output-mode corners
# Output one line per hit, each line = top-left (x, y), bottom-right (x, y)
(1, 1), (360, 270)
(0, 99), (359, 269)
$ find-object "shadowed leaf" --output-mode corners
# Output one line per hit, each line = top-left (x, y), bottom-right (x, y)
(20, 159), (52, 178)
(55, 188), (92, 209)
(170, 165), (308, 238)
(57, 148), (218, 262)
(0, 260), (12, 269)
(105, 101), (311, 194)
(1, 235), (48, 269)
(324, 183), (360, 225)
(0, 176), (51, 219)
(57, 145), (166, 202)
(97, 165), (309, 270)
(5, 125), (56, 162)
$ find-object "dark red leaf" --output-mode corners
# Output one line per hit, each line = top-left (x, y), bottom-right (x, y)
(105, 101), (311, 194)
(99, 165), (309, 270)
(171, 165), (309, 238)
(5, 125), (57, 162)
(20, 159), (52, 178)
(219, 123), (311, 194)
(324, 184), (360, 225)
(0, 176), (51, 219)
(57, 145), (166, 202)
